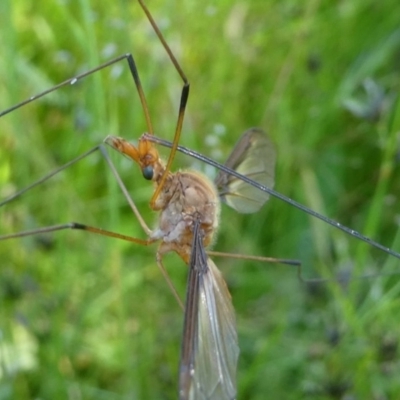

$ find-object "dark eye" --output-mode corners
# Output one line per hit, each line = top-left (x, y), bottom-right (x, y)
(142, 166), (153, 180)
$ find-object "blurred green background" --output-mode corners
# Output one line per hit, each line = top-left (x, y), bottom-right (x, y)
(1, 0), (400, 398)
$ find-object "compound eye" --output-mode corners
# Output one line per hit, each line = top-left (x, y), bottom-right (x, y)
(142, 165), (154, 180)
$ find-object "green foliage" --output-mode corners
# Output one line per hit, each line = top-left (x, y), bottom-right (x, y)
(1, 0), (400, 398)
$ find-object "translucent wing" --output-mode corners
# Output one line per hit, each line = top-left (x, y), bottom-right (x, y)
(180, 221), (238, 400)
(215, 128), (276, 213)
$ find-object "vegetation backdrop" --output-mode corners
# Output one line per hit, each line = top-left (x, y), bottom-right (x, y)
(1, 0), (400, 399)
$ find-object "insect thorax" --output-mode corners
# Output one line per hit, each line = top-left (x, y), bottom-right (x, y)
(151, 170), (220, 263)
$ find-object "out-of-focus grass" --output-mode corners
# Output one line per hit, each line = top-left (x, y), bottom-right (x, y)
(1, 0), (400, 398)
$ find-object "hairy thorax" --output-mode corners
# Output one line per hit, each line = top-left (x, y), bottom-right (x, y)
(151, 170), (220, 263)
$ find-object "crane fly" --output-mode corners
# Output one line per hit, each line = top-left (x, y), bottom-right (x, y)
(1, 123), (291, 399)
(1, 1), (295, 396)
(102, 127), (293, 399)
(1, 0), (400, 399)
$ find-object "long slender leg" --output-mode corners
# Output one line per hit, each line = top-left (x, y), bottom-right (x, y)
(0, 55), (134, 118)
(0, 52), (153, 136)
(99, 145), (152, 235)
(0, 146), (100, 207)
(207, 250), (301, 266)
(137, 0), (190, 207)
(0, 222), (156, 246)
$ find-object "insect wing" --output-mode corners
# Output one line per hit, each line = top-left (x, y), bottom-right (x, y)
(215, 128), (276, 213)
(180, 222), (239, 400)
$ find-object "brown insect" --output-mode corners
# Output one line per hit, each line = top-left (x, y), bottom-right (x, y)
(1, 1), (400, 399)
(102, 127), (284, 399)
(0, 3), (289, 392)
